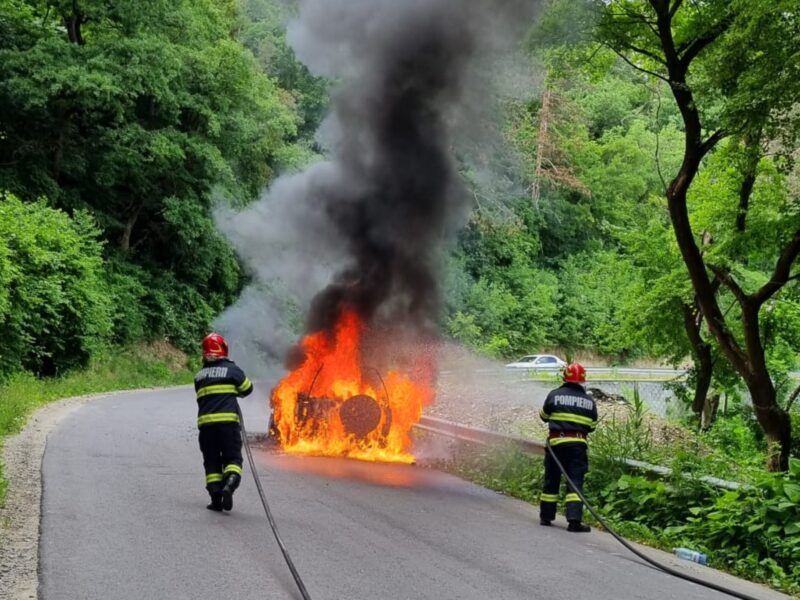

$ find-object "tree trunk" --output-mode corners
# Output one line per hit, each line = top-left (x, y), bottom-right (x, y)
(53, 129), (65, 183)
(736, 160), (757, 232)
(531, 87), (551, 207)
(119, 204), (142, 252)
(701, 392), (720, 431)
(693, 353), (713, 417)
(648, 2), (794, 470)
(681, 303), (713, 415)
(64, 14), (85, 45)
(746, 372), (792, 471)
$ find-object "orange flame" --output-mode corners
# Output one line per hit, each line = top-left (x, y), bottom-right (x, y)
(271, 310), (435, 463)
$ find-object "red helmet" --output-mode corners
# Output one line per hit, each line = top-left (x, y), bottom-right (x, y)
(563, 362), (586, 383)
(202, 333), (228, 360)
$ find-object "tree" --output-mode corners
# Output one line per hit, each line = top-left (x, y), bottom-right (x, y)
(236, 0), (330, 141)
(0, 193), (112, 376)
(528, 81), (591, 206)
(592, 0), (800, 470)
(0, 0), (299, 349)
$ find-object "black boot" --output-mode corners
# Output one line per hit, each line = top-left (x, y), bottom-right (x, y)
(206, 492), (223, 512)
(539, 519), (552, 526)
(567, 520), (591, 533)
(221, 473), (241, 512)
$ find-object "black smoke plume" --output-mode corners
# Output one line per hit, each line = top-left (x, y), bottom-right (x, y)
(215, 0), (535, 374)
(301, 9), (471, 336)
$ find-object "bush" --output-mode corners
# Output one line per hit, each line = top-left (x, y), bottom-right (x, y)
(0, 194), (112, 377)
(664, 460), (800, 591)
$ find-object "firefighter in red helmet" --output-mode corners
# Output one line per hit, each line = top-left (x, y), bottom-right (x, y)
(195, 333), (253, 512)
(539, 362), (597, 532)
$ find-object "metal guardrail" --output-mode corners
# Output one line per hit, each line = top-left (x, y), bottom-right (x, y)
(414, 415), (742, 491)
(416, 415), (546, 455)
(440, 367), (800, 380)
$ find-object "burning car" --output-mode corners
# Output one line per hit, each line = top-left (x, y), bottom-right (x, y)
(270, 310), (435, 464)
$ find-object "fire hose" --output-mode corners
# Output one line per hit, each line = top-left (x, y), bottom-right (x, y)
(545, 439), (760, 600)
(238, 407), (313, 600)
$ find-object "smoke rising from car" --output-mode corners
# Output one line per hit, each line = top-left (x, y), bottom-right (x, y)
(215, 0), (536, 377)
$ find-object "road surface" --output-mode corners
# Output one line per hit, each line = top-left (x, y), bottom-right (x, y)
(39, 387), (785, 600)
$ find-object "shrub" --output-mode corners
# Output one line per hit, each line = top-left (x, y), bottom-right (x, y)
(0, 194), (112, 377)
(664, 460), (800, 591)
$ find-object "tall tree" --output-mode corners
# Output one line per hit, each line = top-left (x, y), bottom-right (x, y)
(592, 0), (800, 469)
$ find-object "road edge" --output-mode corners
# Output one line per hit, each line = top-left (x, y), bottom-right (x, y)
(0, 386), (190, 600)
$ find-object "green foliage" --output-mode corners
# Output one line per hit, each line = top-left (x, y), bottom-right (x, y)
(446, 213), (560, 356)
(664, 462), (800, 591)
(104, 259), (219, 351)
(0, 194), (112, 376)
(598, 473), (713, 535)
(236, 0), (330, 141)
(448, 60), (687, 361)
(554, 251), (639, 356)
(698, 0), (800, 147)
(516, 0), (800, 462)
(0, 0), (300, 358)
(701, 412), (766, 468)
(590, 386), (652, 472)
(0, 0), (297, 204)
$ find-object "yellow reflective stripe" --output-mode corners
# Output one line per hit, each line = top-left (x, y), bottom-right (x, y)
(540, 493), (559, 502)
(224, 464), (242, 475)
(550, 412), (597, 427)
(539, 409), (550, 421)
(197, 412), (240, 426)
(197, 384), (238, 399)
(549, 437), (587, 446)
(206, 473), (223, 483)
(237, 378), (253, 393)
(565, 493), (581, 503)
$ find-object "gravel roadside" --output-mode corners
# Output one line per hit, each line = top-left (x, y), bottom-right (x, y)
(0, 395), (104, 599)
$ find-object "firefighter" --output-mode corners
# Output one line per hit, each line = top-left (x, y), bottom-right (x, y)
(539, 362), (597, 532)
(195, 333), (253, 512)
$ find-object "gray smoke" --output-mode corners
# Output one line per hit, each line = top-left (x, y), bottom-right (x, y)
(215, 0), (535, 377)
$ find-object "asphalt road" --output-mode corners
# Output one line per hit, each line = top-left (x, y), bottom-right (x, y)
(39, 387), (786, 600)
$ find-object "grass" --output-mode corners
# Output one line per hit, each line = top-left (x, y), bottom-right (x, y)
(0, 344), (195, 506)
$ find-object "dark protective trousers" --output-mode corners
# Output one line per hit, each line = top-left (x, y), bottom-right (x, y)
(540, 442), (588, 523)
(198, 423), (243, 495)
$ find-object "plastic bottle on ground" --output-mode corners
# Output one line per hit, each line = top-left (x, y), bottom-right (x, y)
(673, 547), (708, 566)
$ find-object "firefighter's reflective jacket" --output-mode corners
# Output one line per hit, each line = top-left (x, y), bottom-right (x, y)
(539, 382), (598, 445)
(194, 358), (253, 428)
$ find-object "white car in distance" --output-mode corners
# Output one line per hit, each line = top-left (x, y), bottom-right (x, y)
(505, 354), (567, 370)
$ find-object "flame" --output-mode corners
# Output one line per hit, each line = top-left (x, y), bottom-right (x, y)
(271, 310), (435, 463)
